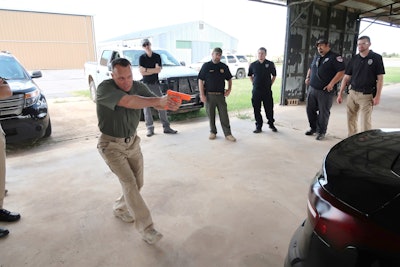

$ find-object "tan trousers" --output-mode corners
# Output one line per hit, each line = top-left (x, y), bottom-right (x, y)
(97, 133), (153, 234)
(346, 90), (373, 136)
(0, 125), (6, 209)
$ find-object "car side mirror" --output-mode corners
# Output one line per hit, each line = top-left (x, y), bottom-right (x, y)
(180, 61), (186, 66)
(31, 70), (42, 79)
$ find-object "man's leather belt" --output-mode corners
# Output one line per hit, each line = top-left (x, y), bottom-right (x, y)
(100, 133), (135, 143)
(207, 92), (223, 95)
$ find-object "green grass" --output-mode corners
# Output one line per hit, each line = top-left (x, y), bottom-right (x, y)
(384, 67), (400, 84)
(72, 65), (400, 121)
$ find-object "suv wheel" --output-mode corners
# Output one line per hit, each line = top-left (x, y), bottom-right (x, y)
(236, 69), (246, 79)
(89, 79), (97, 103)
(44, 119), (52, 138)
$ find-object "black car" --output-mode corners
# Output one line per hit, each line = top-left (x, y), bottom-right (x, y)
(285, 129), (400, 267)
(0, 51), (51, 143)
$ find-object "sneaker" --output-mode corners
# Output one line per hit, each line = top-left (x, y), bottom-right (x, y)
(209, 133), (216, 140)
(225, 135), (236, 142)
(113, 210), (135, 223)
(316, 133), (325, 141)
(164, 128), (177, 134)
(269, 124), (278, 132)
(305, 129), (316, 136)
(142, 228), (163, 245)
(253, 128), (262, 133)
(146, 130), (154, 137)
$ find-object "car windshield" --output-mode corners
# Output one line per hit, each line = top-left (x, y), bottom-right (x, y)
(123, 49), (181, 67)
(0, 55), (30, 80)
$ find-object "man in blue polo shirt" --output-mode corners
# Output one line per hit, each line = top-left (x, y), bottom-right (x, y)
(305, 39), (345, 140)
(337, 36), (385, 136)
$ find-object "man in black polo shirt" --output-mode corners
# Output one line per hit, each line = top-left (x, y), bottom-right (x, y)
(337, 36), (385, 136)
(305, 39), (345, 140)
(198, 47), (236, 142)
(248, 47), (277, 133)
(139, 38), (177, 137)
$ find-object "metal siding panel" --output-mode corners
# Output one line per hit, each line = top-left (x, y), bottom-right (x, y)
(0, 10), (96, 69)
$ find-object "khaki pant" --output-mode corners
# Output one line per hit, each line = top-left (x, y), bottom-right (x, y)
(0, 125), (5, 209)
(97, 133), (153, 234)
(346, 90), (373, 136)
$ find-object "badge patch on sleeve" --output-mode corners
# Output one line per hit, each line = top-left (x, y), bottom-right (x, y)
(336, 56), (343, 62)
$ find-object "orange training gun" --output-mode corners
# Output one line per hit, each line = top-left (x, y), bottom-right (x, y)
(167, 89), (191, 101)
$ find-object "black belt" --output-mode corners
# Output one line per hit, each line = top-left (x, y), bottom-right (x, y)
(207, 92), (223, 95)
(100, 133), (135, 143)
(352, 88), (372, 94)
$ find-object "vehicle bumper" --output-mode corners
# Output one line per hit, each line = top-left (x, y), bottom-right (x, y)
(2, 115), (50, 143)
(1, 96), (50, 144)
(285, 220), (359, 267)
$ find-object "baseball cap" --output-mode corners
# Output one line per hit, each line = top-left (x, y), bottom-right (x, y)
(141, 38), (151, 47)
(315, 38), (329, 47)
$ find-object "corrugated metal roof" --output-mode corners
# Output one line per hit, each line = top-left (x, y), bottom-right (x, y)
(250, 0), (400, 27)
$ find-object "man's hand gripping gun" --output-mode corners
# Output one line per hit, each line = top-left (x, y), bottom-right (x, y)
(165, 89), (191, 109)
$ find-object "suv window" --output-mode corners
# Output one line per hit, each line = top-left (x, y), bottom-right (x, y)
(0, 54), (29, 80)
(236, 55), (248, 63)
(227, 55), (236, 64)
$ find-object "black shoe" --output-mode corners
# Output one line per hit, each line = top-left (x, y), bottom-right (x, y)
(316, 133), (325, 140)
(146, 130), (154, 137)
(0, 209), (21, 222)
(269, 125), (278, 132)
(305, 129), (316, 136)
(164, 128), (177, 134)
(253, 128), (262, 133)
(0, 228), (9, 238)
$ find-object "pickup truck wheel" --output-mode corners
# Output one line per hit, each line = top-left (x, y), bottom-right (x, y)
(89, 80), (97, 103)
(44, 119), (52, 138)
(236, 69), (246, 79)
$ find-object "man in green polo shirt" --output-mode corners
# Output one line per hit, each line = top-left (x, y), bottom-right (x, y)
(96, 58), (180, 245)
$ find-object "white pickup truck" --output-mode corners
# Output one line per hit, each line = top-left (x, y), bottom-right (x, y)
(84, 47), (203, 114)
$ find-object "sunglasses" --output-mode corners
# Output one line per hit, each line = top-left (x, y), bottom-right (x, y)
(142, 43), (150, 47)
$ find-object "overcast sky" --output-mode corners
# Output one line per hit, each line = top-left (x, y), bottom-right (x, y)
(1, 0), (399, 57)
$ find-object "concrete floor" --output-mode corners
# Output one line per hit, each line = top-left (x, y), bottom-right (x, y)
(1, 83), (399, 267)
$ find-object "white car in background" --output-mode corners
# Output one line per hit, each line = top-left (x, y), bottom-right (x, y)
(189, 54), (249, 79)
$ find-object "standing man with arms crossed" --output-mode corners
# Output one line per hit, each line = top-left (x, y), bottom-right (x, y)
(139, 38), (177, 137)
(248, 47), (278, 133)
(305, 39), (345, 140)
(337, 36), (385, 136)
(198, 47), (236, 142)
(0, 77), (21, 238)
(96, 58), (181, 244)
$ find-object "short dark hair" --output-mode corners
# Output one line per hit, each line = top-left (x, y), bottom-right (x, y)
(111, 58), (131, 69)
(213, 47), (223, 54)
(259, 47), (267, 53)
(358, 36), (371, 43)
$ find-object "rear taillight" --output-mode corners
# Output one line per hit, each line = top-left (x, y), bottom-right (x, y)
(307, 179), (400, 252)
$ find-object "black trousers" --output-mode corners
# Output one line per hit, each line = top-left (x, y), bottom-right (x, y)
(252, 89), (274, 130)
(306, 86), (334, 134)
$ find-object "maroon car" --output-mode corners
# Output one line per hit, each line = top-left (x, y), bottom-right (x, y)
(285, 129), (400, 267)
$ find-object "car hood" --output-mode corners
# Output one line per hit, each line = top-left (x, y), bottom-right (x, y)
(323, 129), (400, 215)
(131, 65), (198, 81)
(6, 79), (38, 93)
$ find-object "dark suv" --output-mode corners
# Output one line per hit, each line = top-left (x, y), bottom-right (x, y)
(0, 51), (51, 143)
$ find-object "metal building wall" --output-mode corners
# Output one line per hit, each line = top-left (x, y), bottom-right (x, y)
(0, 9), (96, 70)
(281, 1), (359, 105)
